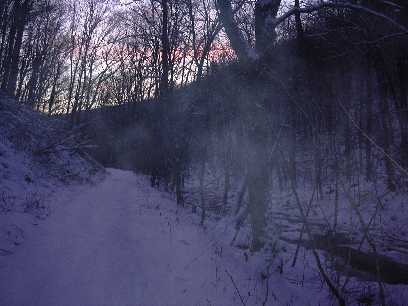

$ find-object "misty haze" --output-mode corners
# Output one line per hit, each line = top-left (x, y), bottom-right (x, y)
(1, 0), (408, 305)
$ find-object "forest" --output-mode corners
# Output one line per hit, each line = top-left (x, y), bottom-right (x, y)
(1, 0), (408, 305)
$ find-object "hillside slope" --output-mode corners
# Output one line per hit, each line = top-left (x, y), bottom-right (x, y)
(0, 92), (102, 256)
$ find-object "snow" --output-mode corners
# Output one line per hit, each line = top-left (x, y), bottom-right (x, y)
(0, 93), (101, 257)
(0, 169), (250, 305)
(2, 167), (408, 305)
(0, 168), (321, 306)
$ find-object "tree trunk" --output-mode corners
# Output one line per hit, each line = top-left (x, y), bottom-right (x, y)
(365, 65), (374, 181)
(294, 0), (303, 39)
(1, 1), (18, 91)
(199, 159), (206, 225)
(254, 0), (282, 54)
(6, 0), (31, 95)
(217, 0), (251, 61)
(235, 175), (248, 215)
(160, 0), (170, 97)
(247, 128), (269, 251)
(396, 55), (408, 169)
(376, 60), (396, 191)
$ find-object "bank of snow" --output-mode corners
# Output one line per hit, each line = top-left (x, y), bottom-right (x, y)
(0, 92), (102, 256)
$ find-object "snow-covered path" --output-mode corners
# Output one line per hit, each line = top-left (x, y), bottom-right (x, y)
(0, 169), (267, 306)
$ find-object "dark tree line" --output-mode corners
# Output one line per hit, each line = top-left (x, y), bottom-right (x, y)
(0, 0), (234, 116)
(0, 0), (33, 95)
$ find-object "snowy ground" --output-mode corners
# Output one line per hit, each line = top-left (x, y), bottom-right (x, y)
(1, 168), (407, 305)
(0, 169), (304, 306)
(0, 93), (101, 259)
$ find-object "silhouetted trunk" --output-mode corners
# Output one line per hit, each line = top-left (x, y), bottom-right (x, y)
(1, 2), (17, 91)
(217, 0), (251, 61)
(294, 0), (303, 39)
(365, 66), (374, 181)
(333, 145), (339, 230)
(199, 159), (206, 225)
(0, 1), (10, 68)
(48, 62), (62, 115)
(235, 175), (247, 215)
(222, 164), (230, 213)
(3, 0), (31, 95)
(255, 0), (282, 54)
(342, 70), (352, 180)
(27, 55), (41, 105)
(376, 60), (396, 191)
(176, 172), (184, 207)
(247, 128), (269, 251)
(160, 0), (170, 97)
(396, 56), (408, 168)
(314, 136), (323, 199)
(289, 101), (297, 187)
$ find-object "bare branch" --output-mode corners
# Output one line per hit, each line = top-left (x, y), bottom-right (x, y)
(274, 1), (408, 33)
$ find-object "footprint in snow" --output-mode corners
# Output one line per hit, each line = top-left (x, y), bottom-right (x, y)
(179, 239), (190, 246)
(0, 248), (13, 256)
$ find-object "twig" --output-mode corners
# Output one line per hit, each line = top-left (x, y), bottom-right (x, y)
(225, 269), (246, 306)
(292, 184), (316, 267)
(262, 277), (270, 306)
